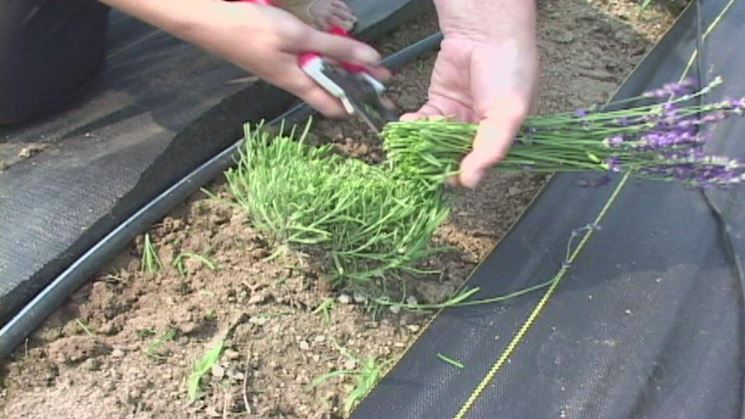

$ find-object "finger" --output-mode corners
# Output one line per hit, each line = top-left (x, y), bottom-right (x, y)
(400, 101), (453, 122)
(331, 8), (357, 24)
(399, 112), (422, 122)
(365, 65), (391, 82)
(458, 110), (522, 188)
(331, 0), (354, 15)
(300, 30), (381, 65)
(300, 87), (348, 118)
(278, 64), (348, 117)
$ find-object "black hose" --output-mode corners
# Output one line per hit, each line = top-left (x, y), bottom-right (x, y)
(0, 31), (444, 359)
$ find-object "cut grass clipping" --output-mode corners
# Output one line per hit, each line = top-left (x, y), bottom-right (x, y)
(310, 339), (388, 415)
(225, 120), (448, 298)
(140, 233), (162, 274)
(187, 339), (225, 402)
(174, 252), (218, 277)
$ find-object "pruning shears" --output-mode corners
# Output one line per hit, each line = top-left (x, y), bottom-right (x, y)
(239, 0), (398, 134)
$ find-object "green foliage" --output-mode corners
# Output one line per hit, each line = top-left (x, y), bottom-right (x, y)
(224, 119), (449, 296)
(313, 298), (335, 324)
(173, 252), (218, 277)
(310, 340), (388, 415)
(145, 328), (177, 361)
(140, 233), (162, 274)
(187, 340), (225, 401)
(436, 352), (465, 369)
(75, 319), (95, 337)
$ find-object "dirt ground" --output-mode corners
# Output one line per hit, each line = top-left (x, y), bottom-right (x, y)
(0, 1), (678, 418)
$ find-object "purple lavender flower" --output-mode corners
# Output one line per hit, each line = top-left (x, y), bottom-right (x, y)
(700, 111), (727, 123)
(642, 88), (668, 99)
(575, 109), (589, 118)
(735, 98), (745, 114)
(638, 154), (745, 186)
(639, 128), (700, 149)
(605, 157), (623, 173)
(663, 79), (697, 96)
(604, 135), (625, 148)
(642, 79), (698, 99)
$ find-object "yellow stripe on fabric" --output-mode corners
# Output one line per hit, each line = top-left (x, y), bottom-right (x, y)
(453, 171), (631, 419)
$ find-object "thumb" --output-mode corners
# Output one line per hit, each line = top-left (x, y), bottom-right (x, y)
(458, 109), (522, 188)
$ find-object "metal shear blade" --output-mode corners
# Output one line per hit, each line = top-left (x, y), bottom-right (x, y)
(320, 64), (399, 134)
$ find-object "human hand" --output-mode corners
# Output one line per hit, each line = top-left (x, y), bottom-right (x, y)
(187, 1), (392, 117)
(102, 0), (388, 117)
(404, 0), (539, 188)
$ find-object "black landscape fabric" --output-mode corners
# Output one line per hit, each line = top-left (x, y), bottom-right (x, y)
(0, 0), (430, 327)
(352, 0), (745, 418)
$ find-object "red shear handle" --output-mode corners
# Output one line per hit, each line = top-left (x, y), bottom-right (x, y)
(240, 0), (367, 74)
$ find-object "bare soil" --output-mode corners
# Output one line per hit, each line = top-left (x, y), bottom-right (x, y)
(0, 1), (678, 418)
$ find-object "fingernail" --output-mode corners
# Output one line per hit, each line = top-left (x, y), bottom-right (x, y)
(360, 47), (381, 63)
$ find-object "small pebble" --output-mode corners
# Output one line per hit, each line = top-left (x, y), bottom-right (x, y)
(352, 293), (367, 304)
(389, 305), (401, 314)
(248, 294), (265, 305)
(224, 349), (240, 360)
(249, 316), (268, 325)
(343, 359), (357, 370)
(18, 145), (43, 159)
(82, 358), (101, 371)
(624, 309), (632, 315)
(314, 335), (326, 343)
(205, 405), (221, 418)
(211, 365), (225, 379)
(337, 294), (352, 304)
(111, 348), (125, 358)
(128, 388), (142, 402)
(299, 340), (310, 351)
(405, 295), (418, 306)
(549, 30), (574, 44)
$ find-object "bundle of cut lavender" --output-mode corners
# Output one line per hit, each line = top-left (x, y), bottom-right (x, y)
(382, 76), (745, 189)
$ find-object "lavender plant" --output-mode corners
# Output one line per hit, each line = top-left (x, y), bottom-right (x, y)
(225, 77), (743, 302)
(382, 76), (745, 190)
(225, 120), (449, 294)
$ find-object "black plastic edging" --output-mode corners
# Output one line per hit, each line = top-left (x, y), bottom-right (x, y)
(0, 32), (443, 360)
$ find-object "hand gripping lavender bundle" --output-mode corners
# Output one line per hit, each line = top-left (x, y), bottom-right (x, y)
(382, 76), (745, 189)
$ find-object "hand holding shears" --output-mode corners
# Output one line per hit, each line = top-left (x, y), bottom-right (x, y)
(239, 0), (398, 133)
